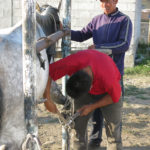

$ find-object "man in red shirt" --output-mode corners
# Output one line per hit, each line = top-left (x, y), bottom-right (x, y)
(44, 50), (122, 150)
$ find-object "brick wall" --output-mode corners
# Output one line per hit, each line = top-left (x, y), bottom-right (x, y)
(0, 0), (12, 28)
(12, 0), (22, 25)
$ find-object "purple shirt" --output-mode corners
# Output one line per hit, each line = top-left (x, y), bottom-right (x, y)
(71, 8), (132, 75)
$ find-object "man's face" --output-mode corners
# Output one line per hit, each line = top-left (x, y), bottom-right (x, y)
(100, 0), (118, 15)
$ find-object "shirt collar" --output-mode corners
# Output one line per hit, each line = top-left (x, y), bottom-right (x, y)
(104, 8), (119, 17)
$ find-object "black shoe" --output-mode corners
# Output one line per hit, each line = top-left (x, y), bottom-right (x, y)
(88, 139), (100, 148)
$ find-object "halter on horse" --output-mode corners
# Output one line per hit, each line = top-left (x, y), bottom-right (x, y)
(36, 2), (61, 62)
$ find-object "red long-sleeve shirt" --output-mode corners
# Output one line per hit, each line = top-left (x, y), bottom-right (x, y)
(49, 50), (121, 103)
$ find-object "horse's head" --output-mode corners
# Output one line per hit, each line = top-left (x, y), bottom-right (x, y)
(36, 3), (61, 36)
(36, 2), (62, 61)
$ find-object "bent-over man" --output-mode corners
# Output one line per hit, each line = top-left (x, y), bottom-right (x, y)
(71, 0), (132, 146)
(44, 49), (122, 150)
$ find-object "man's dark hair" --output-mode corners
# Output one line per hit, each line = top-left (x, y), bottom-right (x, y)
(66, 70), (92, 99)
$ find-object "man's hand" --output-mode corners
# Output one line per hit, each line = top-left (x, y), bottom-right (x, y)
(88, 44), (95, 49)
(78, 104), (94, 116)
(44, 99), (58, 113)
(43, 76), (58, 113)
(78, 94), (114, 116)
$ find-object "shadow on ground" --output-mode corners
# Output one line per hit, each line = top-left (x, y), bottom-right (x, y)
(125, 85), (150, 102)
(38, 116), (59, 124)
(89, 146), (150, 150)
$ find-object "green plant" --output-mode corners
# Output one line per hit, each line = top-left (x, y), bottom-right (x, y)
(125, 43), (150, 75)
(125, 58), (150, 75)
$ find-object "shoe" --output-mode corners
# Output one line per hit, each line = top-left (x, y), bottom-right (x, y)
(88, 139), (100, 148)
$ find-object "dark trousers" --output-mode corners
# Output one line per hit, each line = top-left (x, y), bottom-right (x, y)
(90, 76), (124, 144)
(91, 108), (103, 143)
(73, 93), (122, 150)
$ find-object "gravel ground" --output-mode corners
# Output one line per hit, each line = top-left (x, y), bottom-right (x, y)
(38, 75), (150, 150)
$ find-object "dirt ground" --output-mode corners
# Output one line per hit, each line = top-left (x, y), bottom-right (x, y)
(38, 75), (150, 150)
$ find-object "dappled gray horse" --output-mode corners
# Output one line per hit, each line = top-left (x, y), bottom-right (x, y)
(0, 3), (66, 150)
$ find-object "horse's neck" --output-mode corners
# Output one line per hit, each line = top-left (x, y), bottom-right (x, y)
(0, 21), (45, 44)
(0, 22), (22, 44)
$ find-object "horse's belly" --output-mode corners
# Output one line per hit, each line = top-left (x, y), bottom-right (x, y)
(36, 50), (49, 100)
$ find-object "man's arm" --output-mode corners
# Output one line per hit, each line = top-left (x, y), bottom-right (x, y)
(78, 94), (113, 116)
(71, 21), (93, 42)
(88, 45), (112, 55)
(43, 76), (58, 113)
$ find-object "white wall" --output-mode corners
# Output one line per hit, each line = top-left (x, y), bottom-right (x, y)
(0, 0), (12, 28)
(118, 0), (142, 67)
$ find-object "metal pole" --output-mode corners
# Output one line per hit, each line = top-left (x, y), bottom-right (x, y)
(22, 0), (38, 149)
(11, 0), (13, 26)
(61, 0), (71, 150)
(36, 30), (70, 53)
(61, 0), (71, 97)
(148, 15), (150, 45)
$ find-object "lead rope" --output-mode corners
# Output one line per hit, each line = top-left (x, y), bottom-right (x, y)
(22, 134), (41, 150)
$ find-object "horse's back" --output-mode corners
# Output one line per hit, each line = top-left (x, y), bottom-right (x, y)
(0, 22), (22, 45)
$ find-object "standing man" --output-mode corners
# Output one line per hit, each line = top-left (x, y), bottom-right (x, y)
(71, 0), (132, 147)
(44, 50), (122, 150)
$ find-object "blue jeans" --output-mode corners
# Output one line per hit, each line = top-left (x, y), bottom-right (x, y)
(90, 76), (124, 144)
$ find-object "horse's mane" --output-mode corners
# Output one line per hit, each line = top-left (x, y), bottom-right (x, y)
(36, 5), (60, 36)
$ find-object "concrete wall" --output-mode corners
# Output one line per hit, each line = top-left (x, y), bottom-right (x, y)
(0, 0), (22, 28)
(0, 0), (12, 28)
(0, 0), (142, 68)
(140, 21), (150, 43)
(71, 0), (100, 49)
(118, 0), (142, 67)
(140, 9), (150, 44)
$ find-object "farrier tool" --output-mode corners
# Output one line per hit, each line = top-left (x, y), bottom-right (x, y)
(57, 111), (81, 128)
